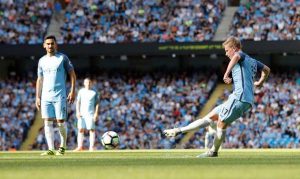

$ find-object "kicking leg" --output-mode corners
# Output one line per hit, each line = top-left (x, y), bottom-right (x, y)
(163, 110), (219, 137)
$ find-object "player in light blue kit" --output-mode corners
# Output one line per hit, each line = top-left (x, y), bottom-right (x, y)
(36, 35), (76, 156)
(74, 78), (99, 151)
(164, 36), (270, 157)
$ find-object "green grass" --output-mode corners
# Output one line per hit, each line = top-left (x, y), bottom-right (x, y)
(1, 149), (300, 179)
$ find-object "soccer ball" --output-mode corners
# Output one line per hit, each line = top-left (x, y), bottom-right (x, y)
(101, 131), (119, 149)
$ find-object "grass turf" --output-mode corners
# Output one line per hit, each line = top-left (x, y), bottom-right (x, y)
(1, 149), (300, 179)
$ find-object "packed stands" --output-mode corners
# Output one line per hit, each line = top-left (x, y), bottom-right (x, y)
(183, 72), (300, 149)
(228, 0), (300, 40)
(0, 0), (52, 44)
(32, 71), (218, 150)
(2, 0), (300, 44)
(60, 0), (225, 43)
(0, 74), (36, 150)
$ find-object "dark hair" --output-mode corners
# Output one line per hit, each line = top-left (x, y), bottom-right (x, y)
(44, 35), (57, 42)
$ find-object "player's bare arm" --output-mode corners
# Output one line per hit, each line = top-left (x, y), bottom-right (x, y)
(67, 69), (76, 104)
(76, 97), (81, 119)
(254, 65), (270, 87)
(93, 104), (99, 122)
(223, 53), (240, 84)
(35, 76), (43, 111)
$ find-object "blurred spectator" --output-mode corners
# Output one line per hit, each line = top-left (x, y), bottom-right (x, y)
(32, 71), (218, 150)
(229, 0), (300, 41)
(3, 70), (300, 150)
(60, 0), (225, 44)
(184, 71), (300, 148)
(0, 75), (36, 150)
(0, 0), (52, 44)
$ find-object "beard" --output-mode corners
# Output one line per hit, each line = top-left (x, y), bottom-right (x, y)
(47, 48), (55, 53)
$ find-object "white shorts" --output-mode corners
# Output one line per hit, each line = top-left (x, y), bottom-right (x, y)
(77, 116), (95, 130)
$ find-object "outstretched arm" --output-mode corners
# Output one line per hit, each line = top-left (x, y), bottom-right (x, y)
(254, 65), (270, 87)
(223, 53), (240, 84)
(67, 69), (76, 104)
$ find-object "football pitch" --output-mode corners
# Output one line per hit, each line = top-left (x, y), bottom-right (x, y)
(1, 149), (300, 179)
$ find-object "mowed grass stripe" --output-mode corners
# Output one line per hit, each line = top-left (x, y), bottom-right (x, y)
(1, 149), (300, 179)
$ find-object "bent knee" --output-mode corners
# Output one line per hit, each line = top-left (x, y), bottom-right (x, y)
(217, 120), (227, 129)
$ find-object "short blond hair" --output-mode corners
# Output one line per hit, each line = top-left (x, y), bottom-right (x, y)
(222, 36), (242, 49)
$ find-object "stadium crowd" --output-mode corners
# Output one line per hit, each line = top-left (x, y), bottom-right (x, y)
(2, 70), (300, 151)
(0, 0), (52, 44)
(59, 0), (225, 43)
(32, 71), (218, 150)
(229, 0), (300, 41)
(183, 72), (300, 149)
(2, 0), (300, 44)
(0, 74), (36, 151)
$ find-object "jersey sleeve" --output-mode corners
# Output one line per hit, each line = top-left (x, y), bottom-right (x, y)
(63, 55), (74, 72)
(238, 52), (245, 62)
(37, 60), (43, 77)
(256, 60), (264, 73)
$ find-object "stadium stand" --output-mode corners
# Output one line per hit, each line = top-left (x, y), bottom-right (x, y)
(183, 72), (300, 149)
(32, 71), (218, 150)
(1, 0), (299, 44)
(0, 74), (36, 150)
(1, 0), (300, 152)
(59, 0), (225, 43)
(228, 0), (300, 40)
(0, 0), (52, 44)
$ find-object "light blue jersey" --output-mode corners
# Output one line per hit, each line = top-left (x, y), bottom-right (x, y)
(77, 88), (99, 117)
(213, 51), (264, 124)
(231, 51), (264, 106)
(38, 52), (74, 102)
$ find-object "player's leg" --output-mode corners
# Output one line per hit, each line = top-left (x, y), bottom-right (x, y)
(198, 99), (251, 158)
(74, 129), (85, 151)
(163, 108), (219, 137)
(41, 119), (56, 156)
(204, 128), (210, 149)
(198, 97), (237, 158)
(197, 120), (227, 157)
(205, 120), (218, 148)
(40, 101), (55, 155)
(86, 117), (96, 151)
(209, 98), (237, 154)
(210, 120), (227, 154)
(212, 100), (251, 153)
(54, 101), (68, 155)
(56, 119), (67, 155)
(89, 129), (96, 151)
(74, 117), (85, 151)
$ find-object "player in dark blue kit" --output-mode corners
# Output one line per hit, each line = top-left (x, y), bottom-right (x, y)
(164, 36), (270, 157)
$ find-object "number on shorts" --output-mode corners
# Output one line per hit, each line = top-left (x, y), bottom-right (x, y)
(222, 108), (229, 115)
